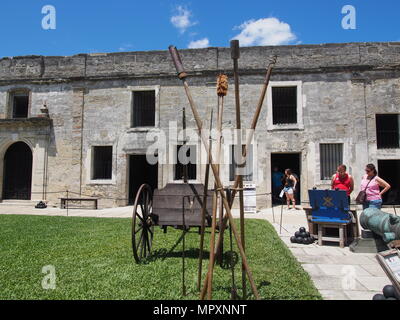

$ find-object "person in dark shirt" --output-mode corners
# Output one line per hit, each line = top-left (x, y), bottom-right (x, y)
(272, 166), (284, 204)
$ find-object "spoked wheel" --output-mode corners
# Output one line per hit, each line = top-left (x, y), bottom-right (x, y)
(132, 184), (154, 263)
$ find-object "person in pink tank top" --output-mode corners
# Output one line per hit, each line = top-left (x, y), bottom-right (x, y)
(360, 163), (391, 209)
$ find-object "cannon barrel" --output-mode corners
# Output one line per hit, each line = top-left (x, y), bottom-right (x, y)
(360, 208), (400, 243)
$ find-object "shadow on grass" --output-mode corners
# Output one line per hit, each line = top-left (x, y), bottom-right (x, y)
(139, 248), (211, 264)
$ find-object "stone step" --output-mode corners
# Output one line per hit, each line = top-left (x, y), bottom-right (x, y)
(0, 200), (41, 207)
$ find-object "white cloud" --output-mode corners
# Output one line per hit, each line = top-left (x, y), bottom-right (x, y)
(232, 17), (297, 46)
(170, 6), (196, 34)
(118, 43), (134, 52)
(188, 38), (209, 49)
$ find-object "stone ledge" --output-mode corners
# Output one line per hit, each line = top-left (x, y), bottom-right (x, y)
(0, 117), (52, 128)
(1, 42), (400, 83)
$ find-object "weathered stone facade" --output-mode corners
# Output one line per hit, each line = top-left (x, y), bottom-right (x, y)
(0, 42), (399, 208)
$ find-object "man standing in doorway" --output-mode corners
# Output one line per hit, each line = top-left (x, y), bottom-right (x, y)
(331, 164), (354, 205)
(272, 166), (284, 204)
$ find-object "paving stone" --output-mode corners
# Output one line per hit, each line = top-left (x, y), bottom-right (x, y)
(295, 254), (335, 265)
(301, 264), (324, 277)
(327, 255), (376, 265)
(319, 290), (349, 300)
(286, 242), (311, 249)
(360, 264), (387, 277)
(311, 275), (366, 291)
(341, 247), (358, 256)
(302, 247), (346, 257)
(344, 290), (380, 300)
(356, 276), (391, 291)
(288, 248), (306, 256)
(318, 264), (372, 277)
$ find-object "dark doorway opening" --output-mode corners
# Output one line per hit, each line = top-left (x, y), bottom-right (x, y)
(128, 155), (158, 204)
(378, 160), (400, 205)
(3, 142), (33, 200)
(271, 153), (301, 205)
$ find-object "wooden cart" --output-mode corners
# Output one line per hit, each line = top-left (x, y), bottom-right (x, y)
(131, 183), (212, 263)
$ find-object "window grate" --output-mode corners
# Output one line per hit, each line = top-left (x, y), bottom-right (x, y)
(92, 146), (112, 180)
(320, 144), (343, 180)
(132, 91), (156, 127)
(174, 145), (197, 180)
(376, 114), (400, 149)
(272, 87), (297, 125)
(229, 145), (253, 182)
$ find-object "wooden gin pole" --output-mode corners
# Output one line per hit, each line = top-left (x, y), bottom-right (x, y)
(206, 74), (228, 299)
(216, 75), (228, 265)
(168, 45), (261, 300)
(197, 109), (213, 291)
(199, 54), (277, 298)
(230, 39), (247, 299)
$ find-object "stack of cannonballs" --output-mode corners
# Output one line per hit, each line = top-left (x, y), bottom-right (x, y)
(290, 227), (316, 245)
(35, 201), (47, 209)
(373, 285), (400, 300)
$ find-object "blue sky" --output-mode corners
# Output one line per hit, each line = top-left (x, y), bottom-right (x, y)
(0, 0), (399, 57)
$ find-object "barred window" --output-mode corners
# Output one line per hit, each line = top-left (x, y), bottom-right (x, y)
(174, 145), (197, 181)
(376, 114), (400, 149)
(92, 146), (112, 180)
(132, 91), (156, 127)
(229, 145), (253, 182)
(272, 87), (297, 125)
(320, 144), (343, 180)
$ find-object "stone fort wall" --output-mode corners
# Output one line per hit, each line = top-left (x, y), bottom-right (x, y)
(0, 42), (399, 208)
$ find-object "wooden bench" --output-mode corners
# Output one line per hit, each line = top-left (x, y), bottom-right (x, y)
(60, 198), (98, 209)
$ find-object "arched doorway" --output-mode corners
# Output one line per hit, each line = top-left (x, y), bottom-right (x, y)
(3, 142), (33, 200)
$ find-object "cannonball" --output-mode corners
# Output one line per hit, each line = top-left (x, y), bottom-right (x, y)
(372, 294), (386, 300)
(295, 236), (303, 243)
(383, 285), (397, 298)
(290, 236), (297, 243)
(295, 231), (301, 238)
(299, 227), (306, 233)
(306, 237), (314, 244)
(305, 231), (310, 238)
(300, 232), (307, 238)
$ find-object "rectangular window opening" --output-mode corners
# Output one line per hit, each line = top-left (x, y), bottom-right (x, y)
(229, 145), (253, 182)
(174, 145), (197, 181)
(132, 91), (156, 127)
(12, 95), (29, 118)
(376, 114), (400, 149)
(320, 144), (343, 180)
(272, 86), (297, 125)
(92, 146), (113, 180)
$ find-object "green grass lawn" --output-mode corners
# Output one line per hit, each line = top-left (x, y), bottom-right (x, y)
(0, 214), (321, 300)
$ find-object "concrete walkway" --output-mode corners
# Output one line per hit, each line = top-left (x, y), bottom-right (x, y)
(264, 206), (391, 300)
(0, 203), (134, 218)
(0, 203), (393, 300)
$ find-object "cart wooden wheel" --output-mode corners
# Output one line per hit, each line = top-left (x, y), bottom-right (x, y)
(132, 184), (154, 263)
